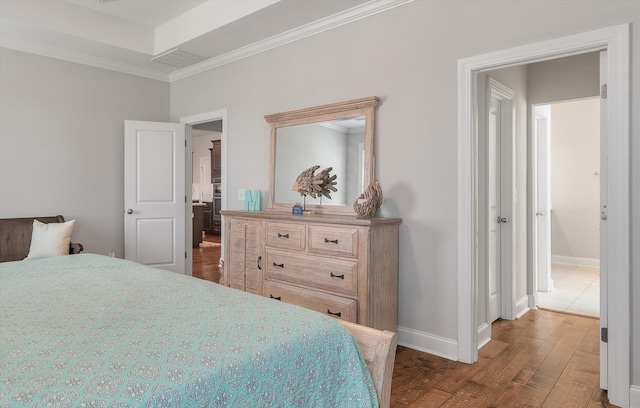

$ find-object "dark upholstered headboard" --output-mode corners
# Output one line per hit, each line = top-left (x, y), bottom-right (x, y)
(0, 215), (83, 263)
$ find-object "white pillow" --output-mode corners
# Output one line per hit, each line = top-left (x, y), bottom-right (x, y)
(26, 219), (76, 260)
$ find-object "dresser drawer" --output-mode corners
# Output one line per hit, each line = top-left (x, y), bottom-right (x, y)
(308, 225), (358, 258)
(265, 222), (306, 251)
(264, 281), (357, 322)
(265, 248), (357, 297)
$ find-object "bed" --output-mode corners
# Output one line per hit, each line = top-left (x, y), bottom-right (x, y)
(0, 253), (393, 407)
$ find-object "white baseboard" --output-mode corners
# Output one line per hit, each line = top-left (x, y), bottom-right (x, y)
(477, 323), (491, 350)
(630, 385), (640, 408)
(516, 296), (530, 319)
(528, 293), (538, 310)
(397, 326), (458, 361)
(551, 255), (600, 268)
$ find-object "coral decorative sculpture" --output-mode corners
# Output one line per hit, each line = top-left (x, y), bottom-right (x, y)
(353, 180), (383, 216)
(292, 165), (337, 200)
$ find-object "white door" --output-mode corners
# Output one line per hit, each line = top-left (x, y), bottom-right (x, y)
(599, 50), (608, 391)
(534, 105), (553, 292)
(487, 78), (515, 323)
(124, 121), (186, 274)
(487, 94), (502, 323)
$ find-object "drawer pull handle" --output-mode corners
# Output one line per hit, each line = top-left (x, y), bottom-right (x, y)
(273, 262), (285, 268)
(324, 238), (339, 244)
(270, 295), (281, 301)
(277, 233), (289, 238)
(257, 256), (262, 270)
(330, 273), (345, 279)
(327, 309), (342, 317)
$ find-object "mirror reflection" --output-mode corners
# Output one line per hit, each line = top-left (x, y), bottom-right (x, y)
(266, 96), (378, 214)
(274, 116), (366, 206)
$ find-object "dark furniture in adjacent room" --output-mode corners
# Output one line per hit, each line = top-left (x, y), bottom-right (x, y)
(192, 204), (204, 247)
(210, 140), (221, 180)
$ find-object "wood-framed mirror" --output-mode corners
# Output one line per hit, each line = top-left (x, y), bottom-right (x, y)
(265, 96), (379, 214)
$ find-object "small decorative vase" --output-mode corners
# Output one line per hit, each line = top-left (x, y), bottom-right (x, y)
(353, 180), (383, 216)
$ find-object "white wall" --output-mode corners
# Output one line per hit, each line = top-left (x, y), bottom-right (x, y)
(0, 48), (169, 256)
(550, 98), (600, 261)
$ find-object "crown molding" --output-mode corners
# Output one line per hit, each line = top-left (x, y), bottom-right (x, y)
(1, 0), (413, 83)
(0, 38), (170, 82)
(168, 0), (414, 82)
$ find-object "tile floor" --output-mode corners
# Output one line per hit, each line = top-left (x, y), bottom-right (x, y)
(537, 263), (600, 317)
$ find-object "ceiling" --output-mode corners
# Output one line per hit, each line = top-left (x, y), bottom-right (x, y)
(0, 0), (410, 82)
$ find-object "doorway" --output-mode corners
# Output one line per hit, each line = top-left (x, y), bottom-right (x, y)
(191, 121), (223, 283)
(457, 24), (630, 407)
(181, 109), (228, 279)
(476, 54), (601, 344)
(478, 52), (604, 391)
(534, 98), (600, 317)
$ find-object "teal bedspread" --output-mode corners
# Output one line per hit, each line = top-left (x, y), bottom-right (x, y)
(0, 254), (377, 407)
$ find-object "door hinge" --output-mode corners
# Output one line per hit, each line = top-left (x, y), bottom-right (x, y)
(185, 140), (187, 147)
(185, 251), (188, 259)
(601, 84), (607, 99)
(185, 195), (187, 203)
(601, 327), (608, 343)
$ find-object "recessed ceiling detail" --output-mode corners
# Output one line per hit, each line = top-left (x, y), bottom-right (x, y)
(151, 48), (207, 68)
(0, 0), (413, 81)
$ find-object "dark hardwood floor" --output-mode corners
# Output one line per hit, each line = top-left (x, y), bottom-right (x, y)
(390, 309), (615, 407)
(192, 233), (221, 283)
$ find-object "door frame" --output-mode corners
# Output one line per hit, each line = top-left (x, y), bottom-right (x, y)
(457, 24), (629, 407)
(180, 109), (228, 277)
(598, 50), (609, 391)
(486, 78), (516, 323)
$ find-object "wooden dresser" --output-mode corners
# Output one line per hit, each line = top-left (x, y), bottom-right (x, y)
(221, 210), (401, 332)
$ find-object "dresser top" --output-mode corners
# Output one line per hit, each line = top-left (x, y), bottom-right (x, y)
(221, 210), (402, 226)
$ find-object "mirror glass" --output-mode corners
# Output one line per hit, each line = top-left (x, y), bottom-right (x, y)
(274, 116), (366, 206)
